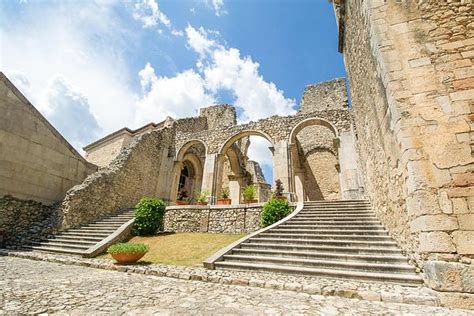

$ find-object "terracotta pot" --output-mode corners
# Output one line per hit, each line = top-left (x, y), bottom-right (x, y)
(176, 200), (189, 205)
(217, 198), (232, 205)
(111, 252), (146, 264)
(196, 201), (208, 205)
(244, 199), (258, 204)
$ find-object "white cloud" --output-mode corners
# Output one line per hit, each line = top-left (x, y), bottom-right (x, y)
(135, 64), (215, 126)
(206, 0), (226, 17)
(171, 29), (184, 37)
(42, 77), (102, 151)
(133, 0), (171, 28)
(185, 25), (219, 58)
(184, 25), (296, 122)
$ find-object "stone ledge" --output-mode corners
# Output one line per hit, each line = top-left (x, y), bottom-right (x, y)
(3, 249), (460, 309)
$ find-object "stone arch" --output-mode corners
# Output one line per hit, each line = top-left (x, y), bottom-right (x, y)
(176, 139), (208, 161)
(218, 130), (274, 156)
(288, 117), (341, 202)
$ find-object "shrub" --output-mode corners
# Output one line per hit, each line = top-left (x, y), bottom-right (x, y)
(107, 242), (149, 254)
(133, 197), (166, 236)
(260, 198), (292, 227)
(195, 190), (209, 203)
(220, 187), (230, 199)
(243, 184), (257, 201)
(274, 179), (284, 197)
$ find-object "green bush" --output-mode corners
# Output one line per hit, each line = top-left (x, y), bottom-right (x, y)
(133, 197), (166, 236)
(260, 198), (292, 227)
(107, 242), (149, 254)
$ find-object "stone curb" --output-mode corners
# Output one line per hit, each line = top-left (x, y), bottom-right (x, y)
(2, 249), (444, 308)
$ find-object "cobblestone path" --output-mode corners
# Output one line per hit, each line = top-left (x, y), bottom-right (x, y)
(0, 257), (471, 315)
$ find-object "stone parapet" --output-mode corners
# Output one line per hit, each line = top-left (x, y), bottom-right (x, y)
(163, 204), (263, 233)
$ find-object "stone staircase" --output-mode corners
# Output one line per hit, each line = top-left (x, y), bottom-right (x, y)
(24, 209), (135, 256)
(213, 200), (423, 285)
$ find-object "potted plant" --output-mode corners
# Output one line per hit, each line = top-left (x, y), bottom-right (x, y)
(243, 184), (258, 204)
(217, 187), (232, 205)
(273, 179), (287, 200)
(107, 242), (149, 264)
(195, 190), (209, 205)
(176, 190), (189, 205)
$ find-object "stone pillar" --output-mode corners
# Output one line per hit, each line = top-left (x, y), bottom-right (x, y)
(273, 140), (292, 199)
(228, 175), (242, 205)
(201, 153), (219, 204)
(338, 130), (363, 199)
(294, 169), (305, 202)
(168, 161), (183, 203)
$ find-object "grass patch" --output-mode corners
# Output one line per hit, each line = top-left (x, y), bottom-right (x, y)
(99, 232), (245, 266)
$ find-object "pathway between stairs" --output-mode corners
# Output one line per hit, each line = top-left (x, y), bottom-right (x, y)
(1, 256), (471, 315)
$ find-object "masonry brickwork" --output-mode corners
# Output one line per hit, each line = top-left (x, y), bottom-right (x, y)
(335, 0), (473, 293)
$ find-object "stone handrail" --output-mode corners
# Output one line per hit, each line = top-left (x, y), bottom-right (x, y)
(203, 201), (304, 269)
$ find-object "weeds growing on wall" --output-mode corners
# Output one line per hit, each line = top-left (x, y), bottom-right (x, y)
(133, 198), (166, 236)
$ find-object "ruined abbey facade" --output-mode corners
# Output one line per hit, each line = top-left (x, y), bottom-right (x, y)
(0, 0), (472, 298)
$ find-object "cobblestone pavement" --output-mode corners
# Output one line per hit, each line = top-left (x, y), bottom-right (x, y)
(1, 257), (472, 315)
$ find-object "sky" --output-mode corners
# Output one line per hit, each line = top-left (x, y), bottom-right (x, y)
(0, 0), (346, 184)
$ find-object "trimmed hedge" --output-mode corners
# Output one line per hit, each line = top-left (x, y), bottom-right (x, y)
(133, 197), (166, 236)
(260, 198), (292, 228)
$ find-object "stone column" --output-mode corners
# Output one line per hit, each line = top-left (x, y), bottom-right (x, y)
(228, 174), (242, 205)
(338, 130), (363, 199)
(168, 161), (183, 203)
(294, 169), (305, 202)
(201, 153), (219, 204)
(273, 140), (292, 199)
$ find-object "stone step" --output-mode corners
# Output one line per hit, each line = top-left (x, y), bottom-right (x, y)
(52, 235), (105, 242)
(248, 237), (398, 248)
(293, 216), (378, 221)
(232, 248), (408, 263)
(240, 242), (403, 255)
(85, 223), (125, 228)
(270, 228), (388, 236)
(222, 254), (415, 273)
(69, 228), (117, 234)
(288, 219), (380, 224)
(24, 245), (85, 255)
(259, 233), (392, 241)
(30, 241), (90, 250)
(304, 200), (370, 205)
(297, 212), (375, 216)
(49, 238), (99, 245)
(303, 204), (371, 208)
(280, 224), (385, 230)
(214, 261), (422, 285)
(59, 231), (111, 238)
(98, 219), (133, 223)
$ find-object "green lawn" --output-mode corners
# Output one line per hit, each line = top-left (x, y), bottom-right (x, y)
(99, 232), (245, 266)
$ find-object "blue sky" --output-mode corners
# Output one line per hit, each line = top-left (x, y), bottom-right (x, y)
(0, 0), (345, 184)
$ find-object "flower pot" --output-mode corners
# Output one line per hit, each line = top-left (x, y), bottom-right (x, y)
(244, 199), (258, 204)
(274, 196), (287, 201)
(217, 198), (232, 205)
(111, 252), (146, 264)
(176, 200), (189, 205)
(196, 201), (208, 206)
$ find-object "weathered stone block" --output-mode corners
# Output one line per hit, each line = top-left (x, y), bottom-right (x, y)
(457, 214), (474, 230)
(423, 261), (474, 293)
(419, 232), (456, 253)
(452, 231), (474, 254)
(438, 191), (453, 214)
(406, 191), (441, 217)
(453, 198), (469, 214)
(410, 215), (459, 232)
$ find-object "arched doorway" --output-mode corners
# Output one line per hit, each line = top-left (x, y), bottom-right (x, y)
(289, 118), (340, 201)
(171, 140), (206, 204)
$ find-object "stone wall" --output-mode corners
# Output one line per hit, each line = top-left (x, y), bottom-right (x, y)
(0, 195), (60, 248)
(199, 104), (237, 130)
(85, 132), (133, 167)
(337, 0), (473, 292)
(163, 204), (262, 233)
(300, 78), (349, 112)
(60, 128), (174, 229)
(0, 73), (97, 205)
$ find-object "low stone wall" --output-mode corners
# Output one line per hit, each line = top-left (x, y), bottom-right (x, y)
(163, 204), (263, 234)
(0, 195), (60, 248)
